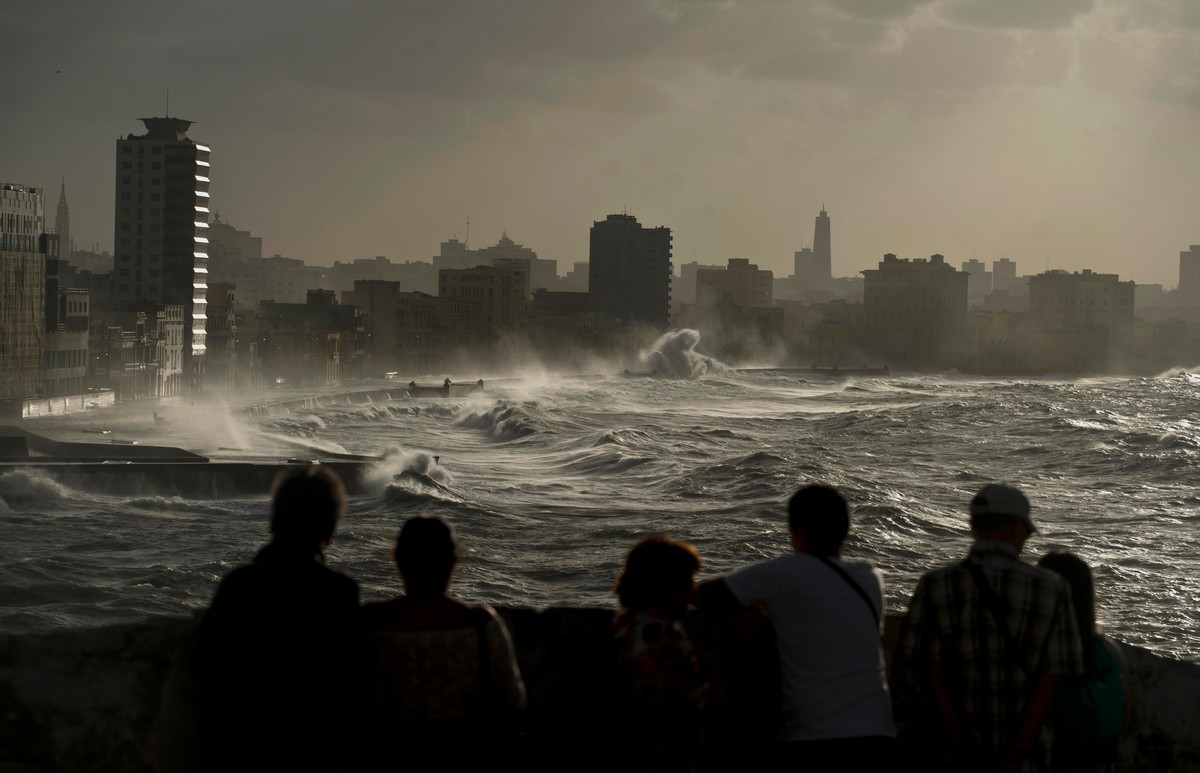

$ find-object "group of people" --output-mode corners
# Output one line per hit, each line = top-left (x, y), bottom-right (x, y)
(193, 466), (1126, 773)
(626, 483), (1126, 773)
(194, 466), (525, 772)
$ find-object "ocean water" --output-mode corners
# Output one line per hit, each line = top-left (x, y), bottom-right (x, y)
(2, 364), (1198, 662)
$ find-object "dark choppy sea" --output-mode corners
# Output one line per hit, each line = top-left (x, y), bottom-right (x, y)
(2, 367), (1198, 661)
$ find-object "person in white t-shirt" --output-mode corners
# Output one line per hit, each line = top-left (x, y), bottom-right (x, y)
(696, 484), (896, 766)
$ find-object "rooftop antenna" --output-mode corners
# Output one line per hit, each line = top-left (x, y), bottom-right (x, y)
(465, 216), (470, 248)
(166, 89), (169, 117)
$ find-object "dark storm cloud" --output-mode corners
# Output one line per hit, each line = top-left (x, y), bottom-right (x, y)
(823, 0), (934, 21)
(940, 0), (1097, 31)
(1116, 0), (1200, 30)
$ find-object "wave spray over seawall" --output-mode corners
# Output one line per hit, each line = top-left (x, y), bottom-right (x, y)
(640, 329), (725, 378)
(2, 372), (1200, 661)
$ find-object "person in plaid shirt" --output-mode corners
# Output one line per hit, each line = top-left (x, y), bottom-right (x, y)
(894, 484), (1084, 773)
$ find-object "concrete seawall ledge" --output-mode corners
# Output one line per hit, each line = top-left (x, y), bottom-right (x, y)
(1, 610), (1197, 772)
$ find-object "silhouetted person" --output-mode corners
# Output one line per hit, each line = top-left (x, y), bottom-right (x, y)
(1037, 552), (1127, 773)
(696, 485), (896, 767)
(360, 516), (525, 768)
(894, 484), (1083, 773)
(195, 465), (363, 773)
(609, 535), (708, 772)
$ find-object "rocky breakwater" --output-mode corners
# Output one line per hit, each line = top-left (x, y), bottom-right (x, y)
(1, 611), (1197, 772)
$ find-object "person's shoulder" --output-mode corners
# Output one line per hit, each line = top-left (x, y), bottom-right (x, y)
(915, 559), (965, 583)
(469, 603), (504, 628)
(1009, 559), (1071, 590)
(360, 597), (402, 626)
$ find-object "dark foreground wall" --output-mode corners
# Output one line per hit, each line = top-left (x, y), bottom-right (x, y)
(2, 610), (1197, 772)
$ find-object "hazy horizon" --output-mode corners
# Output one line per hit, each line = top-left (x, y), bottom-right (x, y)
(4, 0), (1199, 286)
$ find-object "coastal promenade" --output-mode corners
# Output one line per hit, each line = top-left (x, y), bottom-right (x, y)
(2, 609), (1197, 771)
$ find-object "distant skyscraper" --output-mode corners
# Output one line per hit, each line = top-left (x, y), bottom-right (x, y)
(112, 117), (210, 385)
(794, 207), (832, 294)
(961, 259), (993, 302)
(992, 258), (1017, 292)
(813, 206), (831, 280)
(1178, 245), (1200, 305)
(0, 183), (49, 399)
(589, 213), (672, 328)
(55, 180), (71, 259)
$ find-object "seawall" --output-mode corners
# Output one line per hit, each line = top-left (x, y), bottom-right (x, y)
(2, 611), (1197, 772)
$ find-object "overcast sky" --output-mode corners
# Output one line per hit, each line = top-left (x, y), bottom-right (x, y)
(4, 0), (1199, 285)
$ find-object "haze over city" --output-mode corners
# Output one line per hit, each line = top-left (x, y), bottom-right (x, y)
(5, 0), (1200, 285)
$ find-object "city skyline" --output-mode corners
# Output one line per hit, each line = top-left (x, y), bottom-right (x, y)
(4, 1), (1200, 286)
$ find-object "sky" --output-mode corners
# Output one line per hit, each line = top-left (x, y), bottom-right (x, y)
(4, 0), (1199, 286)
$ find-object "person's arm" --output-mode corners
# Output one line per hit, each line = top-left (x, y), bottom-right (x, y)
(694, 577), (745, 612)
(925, 666), (971, 752)
(1011, 671), (1061, 753)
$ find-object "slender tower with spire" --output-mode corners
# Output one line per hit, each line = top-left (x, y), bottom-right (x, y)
(56, 180), (71, 260)
(812, 205), (831, 290)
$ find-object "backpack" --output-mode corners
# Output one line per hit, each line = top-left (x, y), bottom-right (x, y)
(1051, 635), (1125, 764)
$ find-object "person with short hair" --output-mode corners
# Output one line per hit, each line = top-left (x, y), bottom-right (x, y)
(894, 484), (1084, 772)
(360, 516), (526, 767)
(195, 465), (363, 773)
(696, 485), (896, 766)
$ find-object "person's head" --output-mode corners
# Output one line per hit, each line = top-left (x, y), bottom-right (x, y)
(969, 483), (1035, 551)
(787, 485), (850, 557)
(270, 464), (346, 548)
(394, 516), (458, 596)
(615, 535), (701, 619)
(1038, 551), (1098, 671)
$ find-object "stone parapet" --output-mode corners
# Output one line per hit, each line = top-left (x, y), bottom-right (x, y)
(1, 610), (1196, 771)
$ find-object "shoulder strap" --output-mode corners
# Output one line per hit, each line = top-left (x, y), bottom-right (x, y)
(961, 559), (1028, 677)
(816, 556), (881, 630)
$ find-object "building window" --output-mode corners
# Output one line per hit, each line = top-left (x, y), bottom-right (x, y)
(122, 177), (131, 184)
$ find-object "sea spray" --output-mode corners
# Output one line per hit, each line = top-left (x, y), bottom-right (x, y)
(640, 329), (725, 378)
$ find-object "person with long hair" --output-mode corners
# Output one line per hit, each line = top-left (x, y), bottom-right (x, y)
(611, 535), (708, 772)
(1037, 551), (1127, 773)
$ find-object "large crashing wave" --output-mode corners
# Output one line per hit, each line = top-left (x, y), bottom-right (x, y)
(640, 329), (725, 379)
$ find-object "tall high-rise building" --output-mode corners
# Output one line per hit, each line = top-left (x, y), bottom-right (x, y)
(588, 213), (672, 329)
(112, 117), (210, 385)
(794, 207), (832, 293)
(992, 258), (1017, 292)
(813, 206), (831, 279)
(0, 183), (49, 399)
(1178, 245), (1200, 305)
(55, 180), (71, 259)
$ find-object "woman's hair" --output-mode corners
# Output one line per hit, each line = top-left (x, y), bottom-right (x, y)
(394, 516), (459, 593)
(1038, 550), (1098, 674)
(615, 535), (701, 613)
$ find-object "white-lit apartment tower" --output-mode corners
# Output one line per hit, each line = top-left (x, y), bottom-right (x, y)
(112, 117), (209, 386)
